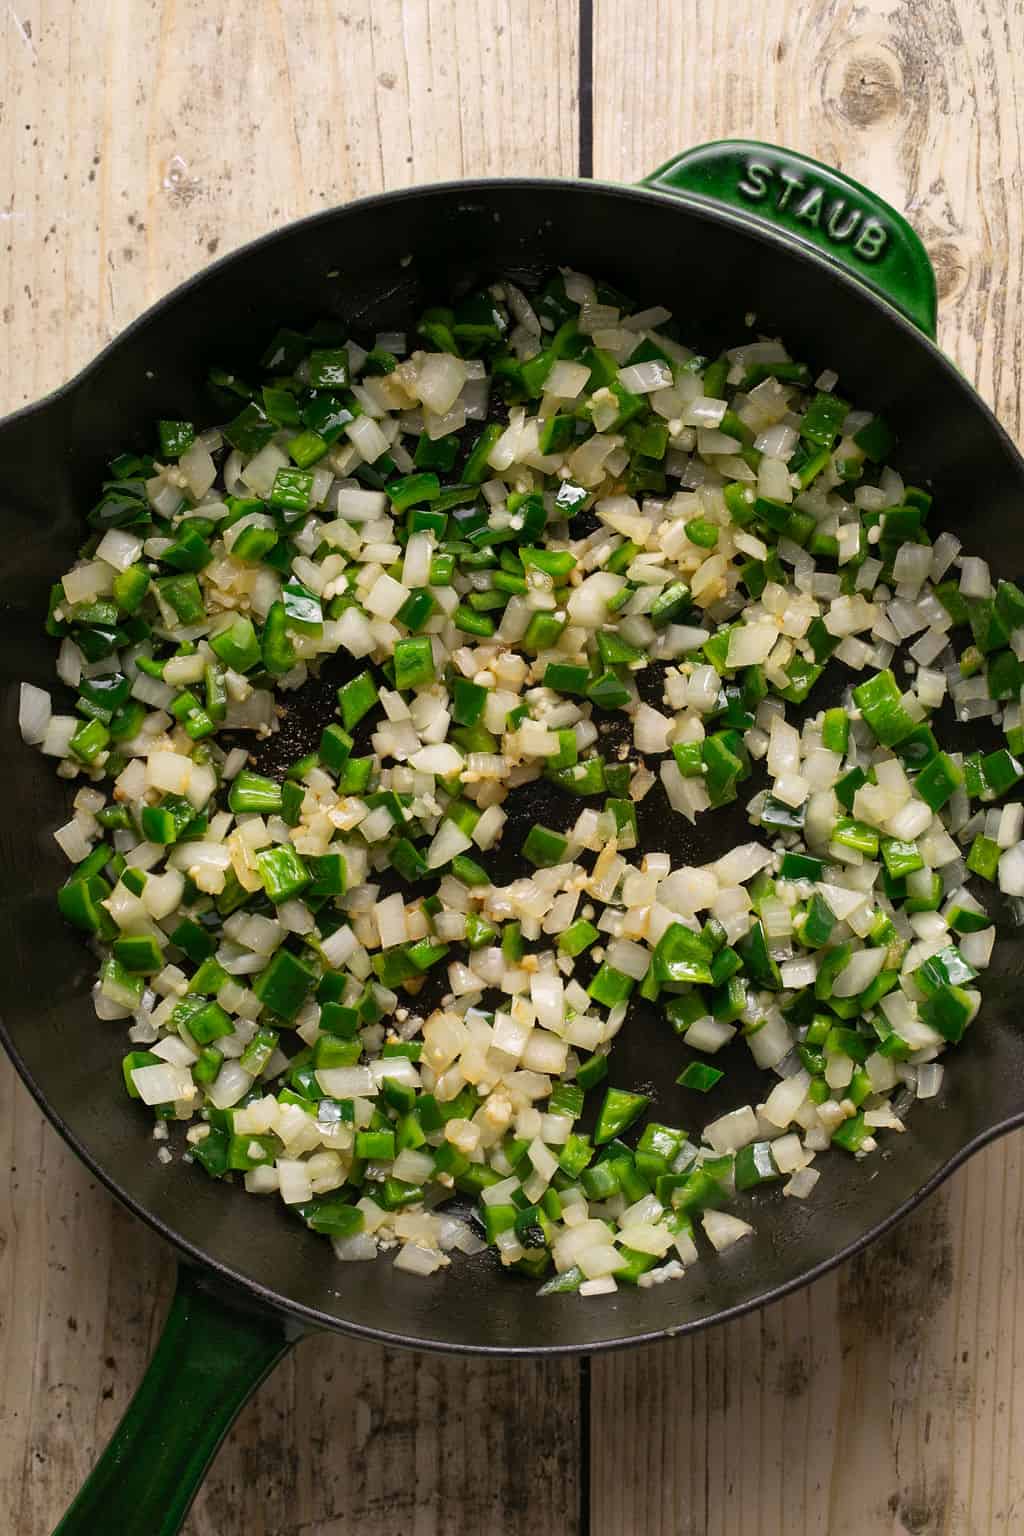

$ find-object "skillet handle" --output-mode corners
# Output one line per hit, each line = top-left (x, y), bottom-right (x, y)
(52, 1265), (295, 1536)
(641, 139), (938, 340)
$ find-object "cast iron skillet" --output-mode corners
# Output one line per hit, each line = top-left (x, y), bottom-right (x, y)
(3, 141), (1024, 1535)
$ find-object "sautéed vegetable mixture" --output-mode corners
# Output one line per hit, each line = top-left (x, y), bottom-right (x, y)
(20, 270), (1024, 1296)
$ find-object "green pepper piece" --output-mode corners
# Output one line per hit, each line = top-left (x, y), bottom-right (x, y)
(594, 1087), (650, 1145)
(920, 984), (976, 1043)
(253, 949), (317, 1020)
(163, 526), (213, 573)
(157, 419), (195, 458)
(800, 391), (849, 446)
(676, 1062), (723, 1093)
(210, 614), (261, 673)
(228, 769), (283, 816)
(649, 581), (692, 627)
(966, 834), (1000, 880)
(388, 473), (441, 514)
(852, 669), (916, 747)
(338, 670), (379, 731)
(522, 824), (569, 868)
(261, 601), (296, 676)
(831, 1112), (870, 1152)
(112, 934), (164, 975)
(256, 845), (310, 903)
(575, 1053), (609, 1092)
(737, 918), (782, 990)
(799, 892), (836, 948)
(734, 1141), (781, 1191)
(587, 964), (635, 1007)
(652, 923), (714, 985)
(915, 751), (964, 811)
(393, 635), (435, 690)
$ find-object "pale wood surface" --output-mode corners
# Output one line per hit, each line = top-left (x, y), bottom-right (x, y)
(2, 1), (1023, 1532)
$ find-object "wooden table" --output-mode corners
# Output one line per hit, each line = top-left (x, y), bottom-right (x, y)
(2, 2), (1024, 1530)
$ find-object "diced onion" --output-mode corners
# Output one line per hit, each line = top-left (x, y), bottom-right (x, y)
(132, 1062), (195, 1107)
(702, 1211), (753, 1251)
(18, 682), (51, 744)
(21, 265), (1009, 1298)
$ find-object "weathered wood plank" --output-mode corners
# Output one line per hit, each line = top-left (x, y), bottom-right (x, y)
(2, 0), (580, 410)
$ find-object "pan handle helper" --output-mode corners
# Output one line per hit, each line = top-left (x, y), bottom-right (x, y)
(642, 139), (938, 340)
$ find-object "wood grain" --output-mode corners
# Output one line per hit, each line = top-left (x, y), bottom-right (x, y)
(4, 0), (1024, 1533)
(0, 2), (581, 1533)
(590, 2), (1024, 1532)
(1, 0), (579, 411)
(0, 1104), (582, 1536)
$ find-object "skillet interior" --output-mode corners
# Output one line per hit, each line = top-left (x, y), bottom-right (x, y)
(2, 178), (1023, 1353)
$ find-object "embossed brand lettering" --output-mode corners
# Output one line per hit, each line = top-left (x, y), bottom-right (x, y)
(795, 187), (824, 227)
(736, 161), (890, 262)
(826, 199), (861, 241)
(854, 219), (887, 259)
(776, 168), (804, 210)
(737, 161), (771, 200)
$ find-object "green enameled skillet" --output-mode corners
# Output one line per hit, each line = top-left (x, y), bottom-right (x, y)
(2, 142), (1021, 1535)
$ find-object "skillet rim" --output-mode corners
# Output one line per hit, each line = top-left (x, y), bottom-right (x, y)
(4, 171), (1024, 1355)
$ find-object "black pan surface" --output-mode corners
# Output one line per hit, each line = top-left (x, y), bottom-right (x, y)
(3, 177), (1023, 1353)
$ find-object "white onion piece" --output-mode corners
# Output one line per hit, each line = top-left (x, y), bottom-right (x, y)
(618, 360), (673, 394)
(54, 819), (94, 864)
(683, 396), (727, 428)
(426, 819), (473, 870)
(40, 715), (79, 758)
(747, 1011), (793, 1068)
(546, 361), (590, 399)
(18, 682), (51, 744)
(415, 353), (467, 415)
(240, 443), (287, 498)
(830, 947), (887, 998)
(958, 556), (992, 599)
(704, 1106), (758, 1154)
(784, 1168), (820, 1200)
(132, 1062), (195, 1107)
(727, 623), (778, 668)
(96, 528), (144, 571)
(316, 1066), (374, 1098)
(333, 1232), (377, 1263)
(345, 415), (389, 463)
(179, 442), (217, 499)
(685, 1018), (735, 1053)
(763, 1071), (810, 1129)
(998, 843), (1024, 895)
(916, 1063), (944, 1100)
(62, 560), (114, 606)
(702, 1210), (753, 1251)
